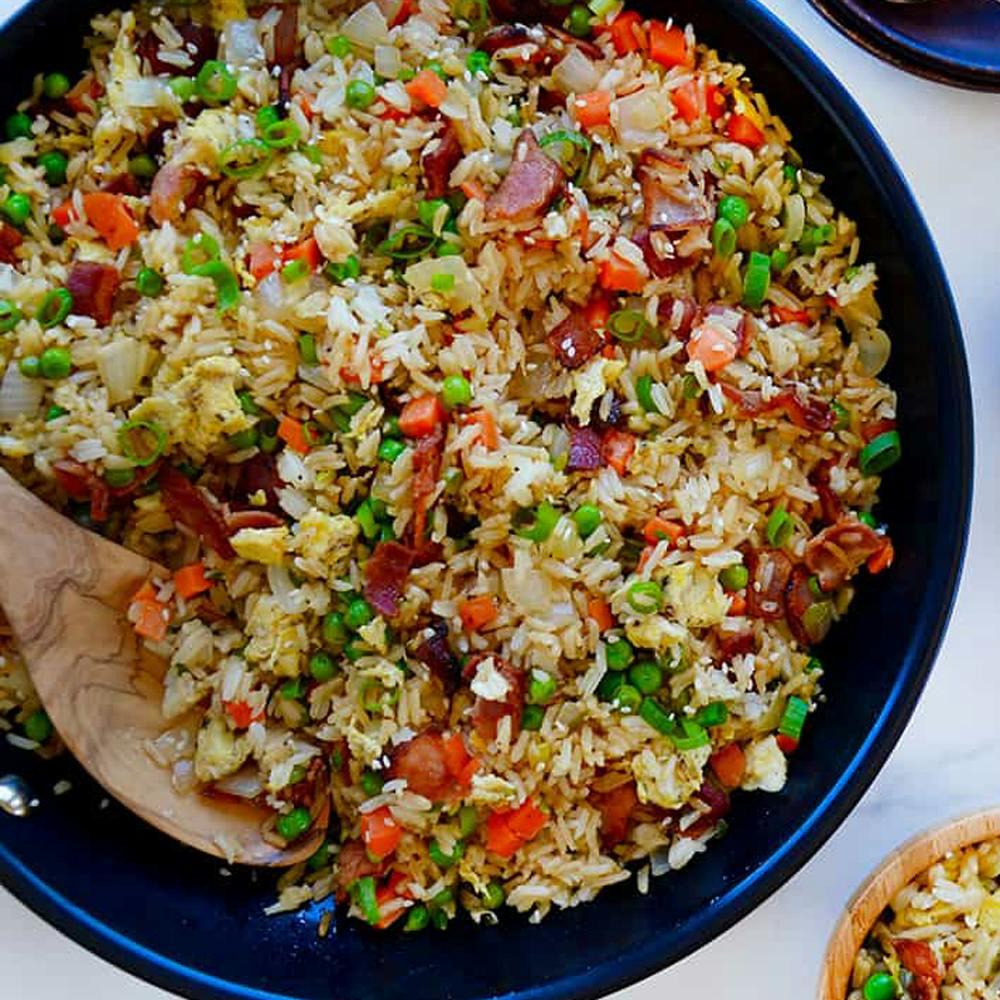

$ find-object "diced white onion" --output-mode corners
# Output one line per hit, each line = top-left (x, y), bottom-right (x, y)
(0, 363), (43, 422)
(374, 44), (402, 79)
(404, 257), (478, 311)
(552, 48), (600, 95)
(214, 767), (264, 800)
(254, 272), (286, 319)
(783, 193), (805, 244)
(222, 20), (266, 68)
(616, 87), (670, 134)
(856, 326), (891, 376)
(341, 2), (389, 49)
(122, 78), (172, 108)
(96, 337), (154, 405)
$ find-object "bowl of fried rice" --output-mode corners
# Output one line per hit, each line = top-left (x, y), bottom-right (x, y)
(0, 0), (971, 998)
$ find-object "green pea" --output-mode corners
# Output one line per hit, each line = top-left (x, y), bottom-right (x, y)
(717, 195), (750, 228)
(42, 73), (71, 100)
(521, 704), (545, 730)
(321, 611), (349, 650)
(360, 769), (384, 796)
(281, 678), (305, 700)
(345, 79), (376, 110)
(526, 669), (557, 706)
(37, 150), (68, 186)
(597, 670), (626, 703)
(613, 683), (642, 713)
(404, 903), (429, 932)
(307, 841), (331, 871)
(862, 973), (898, 1000)
(604, 637), (634, 672)
(23, 709), (53, 743)
(858, 511), (879, 529)
(566, 3), (592, 37)
(2, 193), (32, 227)
(482, 880), (505, 910)
(441, 373), (472, 409)
(128, 153), (157, 179)
(344, 638), (368, 662)
(275, 806), (312, 841)
(227, 426), (259, 450)
(627, 661), (663, 696)
(38, 346), (72, 379)
(136, 267), (164, 298)
(466, 50), (491, 77)
(378, 437), (406, 463)
(345, 597), (374, 631)
(4, 112), (32, 141)
(18, 356), (40, 378)
(326, 35), (353, 58)
(572, 502), (601, 539)
(718, 564), (749, 592)
(309, 650), (336, 681)
(770, 248), (791, 273)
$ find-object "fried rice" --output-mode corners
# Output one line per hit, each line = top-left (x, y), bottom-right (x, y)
(0, 0), (900, 931)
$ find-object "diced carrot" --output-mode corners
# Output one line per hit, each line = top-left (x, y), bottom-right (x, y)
(65, 75), (102, 114)
(277, 415), (310, 454)
(601, 344), (616, 359)
(485, 811), (521, 858)
(573, 90), (612, 129)
(173, 562), (212, 600)
(772, 305), (810, 325)
(601, 429), (635, 476)
(861, 418), (897, 443)
(459, 595), (498, 632)
(82, 192), (140, 251)
(587, 597), (613, 632)
(584, 294), (612, 332)
(248, 242), (280, 281)
(295, 92), (316, 119)
(441, 732), (470, 778)
(283, 235), (322, 272)
(709, 743), (745, 789)
(405, 69), (448, 109)
(340, 353), (386, 386)
(637, 545), (655, 571)
(706, 83), (727, 121)
(373, 884), (408, 929)
(399, 394), (447, 438)
(456, 757), (479, 789)
(776, 734), (799, 754)
(385, 0), (414, 28)
(599, 253), (646, 293)
(726, 113), (765, 149)
(460, 179), (489, 202)
(728, 592), (747, 616)
(670, 80), (702, 124)
(642, 516), (684, 546)
(687, 321), (738, 372)
(507, 799), (547, 841)
(131, 580), (158, 605)
(224, 699), (260, 729)
(132, 599), (169, 641)
(867, 539), (894, 575)
(52, 199), (75, 228)
(609, 10), (645, 55)
(361, 805), (402, 859)
(461, 410), (499, 450)
(648, 21), (690, 69)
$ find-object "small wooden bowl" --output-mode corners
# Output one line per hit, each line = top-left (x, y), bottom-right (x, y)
(817, 807), (1000, 1000)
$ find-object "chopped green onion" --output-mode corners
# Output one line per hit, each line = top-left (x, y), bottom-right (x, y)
(0, 299), (23, 333)
(457, 804), (479, 838)
(526, 669), (557, 706)
(441, 373), (471, 409)
(604, 637), (634, 672)
(262, 119), (302, 149)
(37, 150), (68, 186)
(627, 580), (663, 614)
(521, 704), (545, 730)
(181, 232), (221, 274)
(538, 129), (592, 185)
(281, 677), (305, 701)
(682, 373), (702, 400)
(227, 426), (258, 451)
(378, 437), (406, 463)
(298, 143), (322, 165)
(417, 198), (449, 231)
(36, 288), (73, 328)
(607, 309), (650, 344)
(572, 502), (601, 539)
(805, 656), (823, 673)
(639, 697), (674, 735)
(628, 660), (663, 695)
(717, 194), (750, 228)
(352, 875), (380, 924)
(119, 419), (167, 467)
(859, 431), (901, 476)
(719, 564), (749, 592)
(194, 60), (238, 105)
(45, 405), (68, 421)
(38, 346), (72, 379)
(636, 374), (660, 414)
(742, 250), (771, 309)
(597, 670), (626, 703)
(770, 248), (791, 273)
(168, 76), (196, 102)
(808, 574), (824, 599)
(783, 163), (799, 189)
(238, 391), (259, 416)
(695, 701), (729, 727)
(711, 218), (737, 258)
(104, 467), (135, 488)
(404, 903), (429, 931)
(466, 49), (491, 76)
(190, 260), (240, 313)
(282, 258), (310, 283)
(670, 717), (710, 751)
(587, 0), (617, 14)
(375, 225), (437, 261)
(255, 105), (282, 131)
(218, 138), (273, 180)
(4, 112), (32, 141)
(423, 60), (447, 81)
(325, 254), (361, 283)
(798, 223), (835, 254)
(345, 79), (376, 110)
(513, 501), (560, 543)
(136, 267), (164, 297)
(831, 400), (850, 430)
(297, 333), (318, 365)
(326, 34), (352, 58)
(778, 695), (808, 741)
(355, 497), (381, 541)
(765, 505), (793, 547)
(613, 683), (641, 713)
(431, 272), (455, 292)
(858, 511), (878, 529)
(42, 73), (71, 100)
(429, 838), (464, 868)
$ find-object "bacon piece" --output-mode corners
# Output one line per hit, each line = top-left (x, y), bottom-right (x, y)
(485, 129), (565, 223)
(66, 262), (121, 326)
(745, 548), (792, 620)
(804, 518), (886, 592)
(590, 780), (638, 847)
(159, 466), (236, 559)
(547, 310), (602, 370)
(0, 221), (23, 266)
(149, 160), (203, 226)
(52, 459), (95, 501)
(334, 839), (387, 899)
(233, 452), (283, 513)
(138, 23), (218, 76)
(784, 564), (832, 647)
(657, 294), (699, 339)
(463, 654), (525, 740)
(590, 391), (625, 431)
(893, 939), (942, 1000)
(387, 730), (454, 801)
(810, 461), (844, 524)
(684, 780), (731, 838)
(638, 151), (712, 233)
(421, 121), (462, 199)
(566, 425), (603, 472)
(633, 228), (694, 280)
(224, 510), (285, 532)
(410, 423), (444, 545)
(364, 540), (417, 617)
(717, 625), (754, 659)
(721, 384), (835, 432)
(416, 618), (461, 694)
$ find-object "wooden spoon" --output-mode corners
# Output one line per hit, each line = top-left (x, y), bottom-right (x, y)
(0, 467), (327, 866)
(818, 806), (1000, 999)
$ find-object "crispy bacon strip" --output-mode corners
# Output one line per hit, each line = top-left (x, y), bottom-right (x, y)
(416, 618), (461, 694)
(421, 121), (463, 199)
(804, 518), (886, 592)
(364, 540), (417, 617)
(411, 423), (444, 546)
(66, 262), (121, 326)
(722, 383), (835, 432)
(547, 310), (602, 370)
(159, 466), (235, 559)
(893, 939), (942, 1000)
(485, 130), (565, 223)
(745, 548), (793, 620)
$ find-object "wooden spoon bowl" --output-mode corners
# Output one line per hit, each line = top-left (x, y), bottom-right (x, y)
(0, 467), (326, 866)
(817, 807), (1000, 999)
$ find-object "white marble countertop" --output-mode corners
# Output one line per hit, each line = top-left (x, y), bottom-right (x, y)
(0, 1), (997, 997)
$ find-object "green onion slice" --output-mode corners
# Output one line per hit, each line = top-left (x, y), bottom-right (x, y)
(539, 129), (592, 185)
(0, 299), (23, 333)
(670, 718), (710, 751)
(742, 250), (771, 309)
(778, 695), (808, 741)
(636, 374), (660, 414)
(181, 232), (221, 274)
(119, 419), (167, 467)
(218, 139), (273, 180)
(711, 218), (736, 258)
(195, 60), (238, 105)
(765, 505), (793, 547)
(513, 501), (560, 543)
(627, 580), (663, 614)
(858, 430), (901, 477)
(607, 309), (650, 344)
(352, 875), (381, 924)
(262, 119), (302, 149)
(192, 260), (240, 313)
(36, 288), (73, 329)
(374, 225), (438, 261)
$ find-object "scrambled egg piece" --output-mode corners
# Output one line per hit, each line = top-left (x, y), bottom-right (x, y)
(570, 358), (627, 425)
(626, 614), (687, 652)
(631, 744), (710, 810)
(231, 526), (290, 565)
(358, 618), (388, 655)
(290, 510), (358, 579)
(470, 656), (509, 701)
(662, 562), (729, 629)
(741, 736), (788, 793)
(129, 356), (252, 460)
(161, 666), (211, 720)
(468, 772), (519, 808)
(194, 716), (251, 782)
(243, 594), (307, 677)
